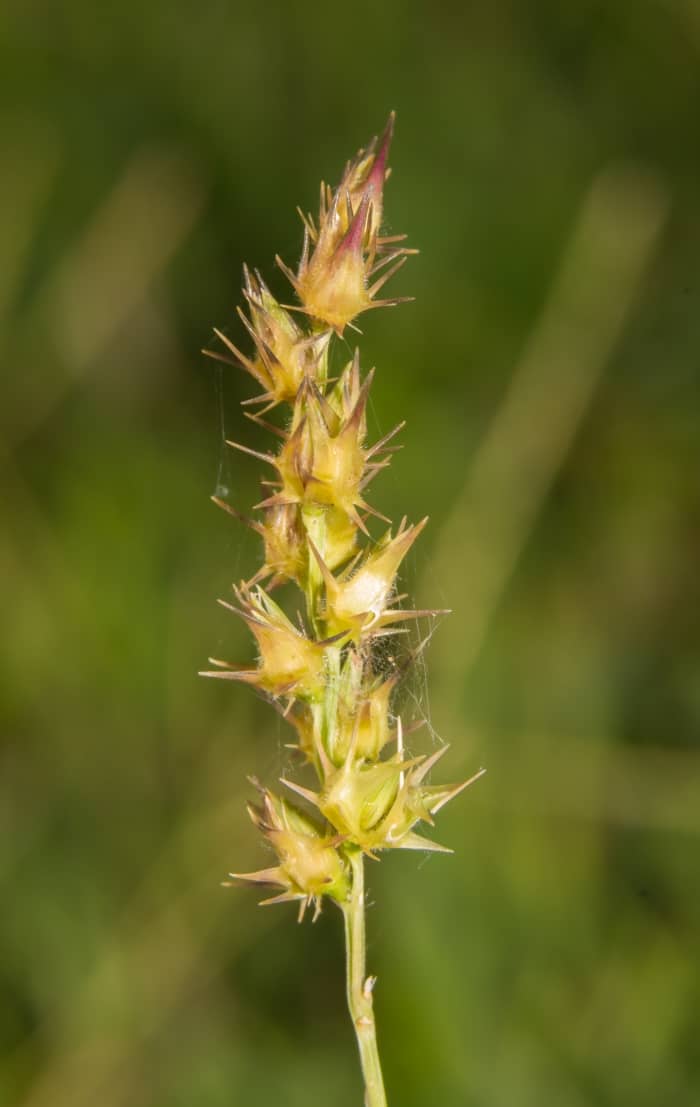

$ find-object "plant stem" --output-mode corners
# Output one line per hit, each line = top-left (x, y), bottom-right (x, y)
(342, 849), (387, 1107)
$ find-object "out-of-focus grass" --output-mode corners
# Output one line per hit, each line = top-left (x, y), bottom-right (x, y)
(2, 3), (699, 1105)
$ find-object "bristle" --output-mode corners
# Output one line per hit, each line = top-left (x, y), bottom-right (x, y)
(225, 439), (277, 467)
(275, 253), (300, 292)
(368, 255), (408, 298)
(280, 778), (321, 808)
(244, 411), (286, 439)
(366, 420), (406, 457)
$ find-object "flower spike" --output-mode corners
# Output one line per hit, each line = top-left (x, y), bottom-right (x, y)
(202, 116), (484, 1106)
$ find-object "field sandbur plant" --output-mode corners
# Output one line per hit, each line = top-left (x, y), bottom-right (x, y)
(202, 114), (484, 1106)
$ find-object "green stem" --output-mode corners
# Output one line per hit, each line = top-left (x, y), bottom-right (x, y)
(342, 849), (387, 1107)
(302, 504), (326, 637)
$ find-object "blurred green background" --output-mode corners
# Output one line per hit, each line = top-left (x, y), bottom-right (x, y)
(2, 2), (699, 1105)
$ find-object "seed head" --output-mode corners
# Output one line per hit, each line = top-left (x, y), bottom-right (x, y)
(204, 116), (485, 933)
(200, 585), (327, 701)
(247, 358), (395, 534)
(229, 788), (349, 921)
(283, 730), (485, 856)
(207, 269), (332, 411)
(276, 113), (414, 334)
(312, 517), (432, 639)
(331, 650), (397, 764)
(256, 504), (308, 587)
